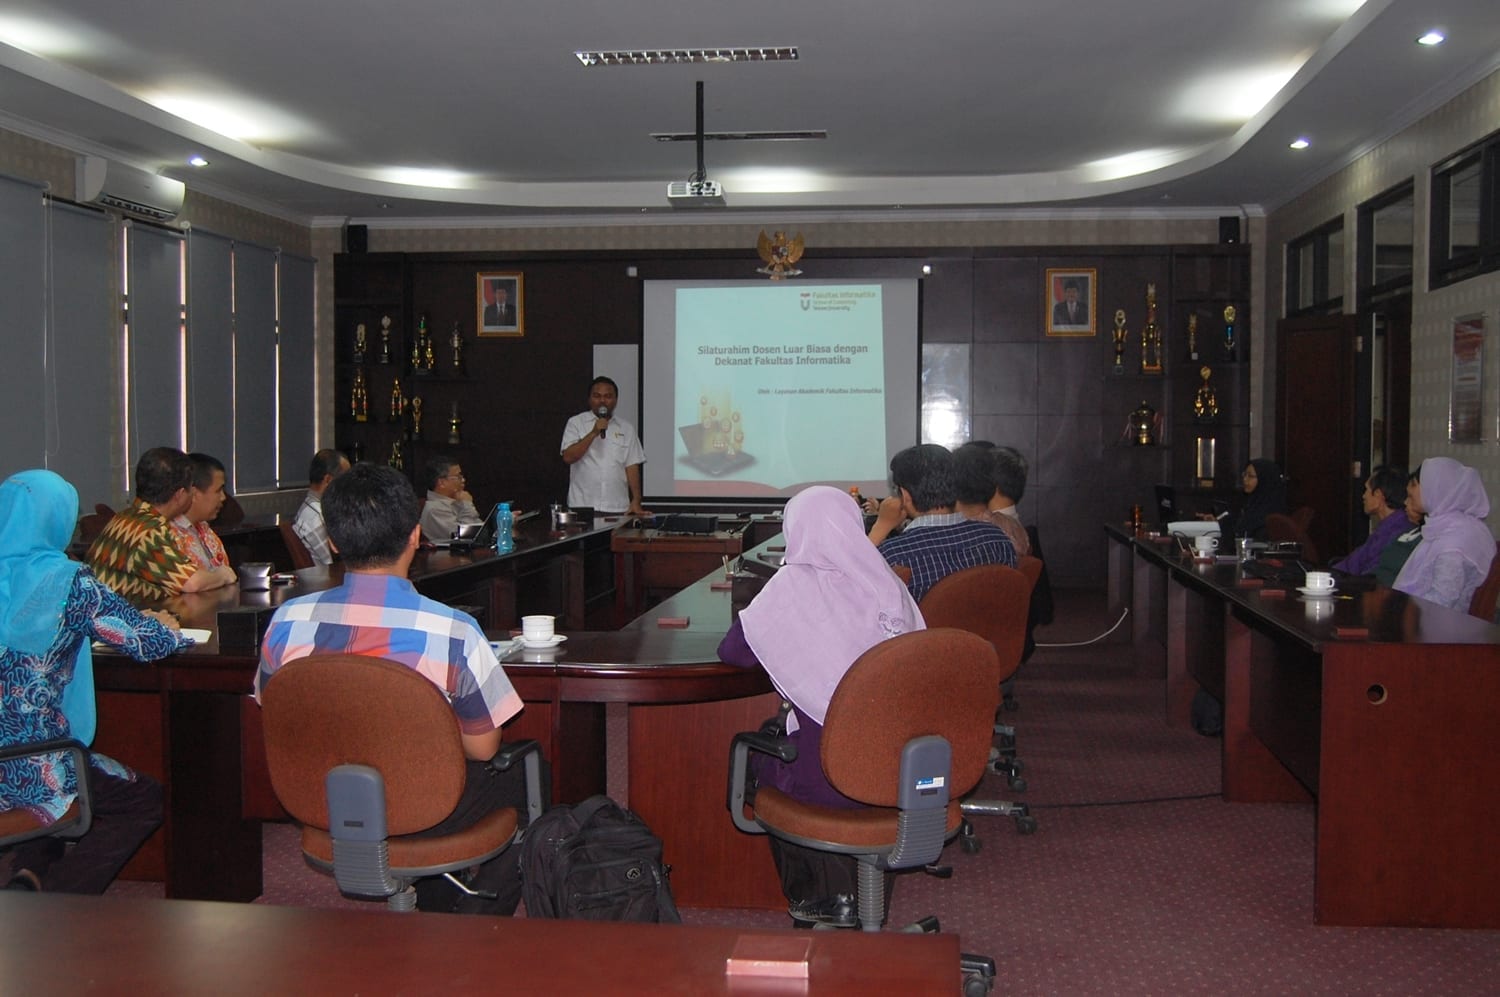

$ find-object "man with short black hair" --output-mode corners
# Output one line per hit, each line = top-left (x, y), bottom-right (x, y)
(87, 447), (233, 599)
(870, 444), (1017, 601)
(254, 463), (533, 914)
(953, 442), (1030, 556)
(419, 455), (481, 543)
(166, 452), (238, 589)
(1332, 465), (1410, 577)
(292, 448), (350, 565)
(560, 375), (648, 517)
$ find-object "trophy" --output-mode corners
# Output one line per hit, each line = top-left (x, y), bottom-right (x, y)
(352, 323), (367, 364)
(447, 400), (463, 445)
(1187, 314), (1200, 362)
(450, 321), (465, 374)
(410, 396), (423, 441)
(378, 315), (392, 364)
(1140, 284), (1163, 375)
(423, 334), (435, 372)
(346, 442), (365, 464)
(351, 367), (368, 423)
(1111, 310), (1128, 374)
(1193, 366), (1219, 421)
(389, 378), (405, 422)
(408, 328), (422, 372)
(1129, 400), (1157, 446)
(389, 439), (404, 472)
(1223, 305), (1237, 360)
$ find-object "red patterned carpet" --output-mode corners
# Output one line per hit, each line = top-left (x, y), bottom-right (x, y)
(110, 589), (1500, 993)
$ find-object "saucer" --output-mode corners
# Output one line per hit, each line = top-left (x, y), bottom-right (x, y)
(520, 634), (567, 648)
(1296, 586), (1336, 598)
(180, 628), (213, 643)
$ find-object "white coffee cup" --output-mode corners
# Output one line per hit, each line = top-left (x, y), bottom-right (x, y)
(1194, 535), (1219, 556)
(1304, 570), (1334, 591)
(521, 615), (555, 641)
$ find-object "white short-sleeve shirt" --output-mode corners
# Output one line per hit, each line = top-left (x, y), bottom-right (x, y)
(561, 411), (645, 512)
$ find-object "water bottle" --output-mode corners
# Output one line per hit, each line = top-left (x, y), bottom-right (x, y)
(495, 502), (514, 554)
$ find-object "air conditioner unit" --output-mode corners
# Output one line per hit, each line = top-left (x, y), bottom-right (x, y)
(666, 179), (725, 208)
(76, 156), (185, 221)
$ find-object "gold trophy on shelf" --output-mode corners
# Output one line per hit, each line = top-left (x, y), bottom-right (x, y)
(1194, 366), (1219, 421)
(352, 323), (367, 364)
(378, 315), (393, 364)
(423, 333), (436, 372)
(1111, 309), (1128, 374)
(1223, 305), (1237, 360)
(410, 396), (423, 441)
(1186, 314), (1199, 361)
(351, 367), (368, 422)
(389, 378), (406, 423)
(389, 440), (404, 472)
(1129, 400), (1157, 446)
(1140, 284), (1163, 375)
(450, 321), (465, 374)
(447, 400), (462, 445)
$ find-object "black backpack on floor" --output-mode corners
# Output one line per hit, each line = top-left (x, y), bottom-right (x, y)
(518, 795), (681, 923)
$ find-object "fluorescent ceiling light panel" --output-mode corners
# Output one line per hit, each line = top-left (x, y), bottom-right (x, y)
(1171, 59), (1306, 124)
(575, 47), (797, 66)
(1416, 30), (1445, 46)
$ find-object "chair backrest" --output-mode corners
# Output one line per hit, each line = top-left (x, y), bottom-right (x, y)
(260, 654), (468, 836)
(77, 510), (114, 545)
(1265, 512), (1321, 564)
(918, 562), (1032, 679)
(1467, 541), (1500, 622)
(213, 494), (246, 529)
(821, 628), (999, 807)
(1017, 556), (1043, 592)
(278, 521), (316, 570)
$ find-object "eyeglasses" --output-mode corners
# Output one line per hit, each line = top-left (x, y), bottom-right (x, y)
(444, 472), (465, 480)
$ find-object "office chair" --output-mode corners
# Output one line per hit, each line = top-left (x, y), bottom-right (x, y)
(260, 654), (543, 911)
(277, 521), (316, 570)
(1266, 509), (1320, 564)
(76, 508), (115, 545)
(1468, 541), (1500, 622)
(917, 565), (1037, 834)
(727, 628), (997, 995)
(0, 739), (93, 849)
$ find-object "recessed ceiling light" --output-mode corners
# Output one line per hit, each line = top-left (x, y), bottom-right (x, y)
(1289, 137), (1311, 150)
(1416, 30), (1445, 46)
(187, 155), (209, 167)
(575, 47), (797, 67)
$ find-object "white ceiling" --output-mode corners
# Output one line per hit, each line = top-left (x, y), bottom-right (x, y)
(0, 0), (1496, 224)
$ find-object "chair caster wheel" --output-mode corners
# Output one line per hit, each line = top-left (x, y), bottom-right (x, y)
(1009, 757), (1024, 774)
(1003, 697), (1020, 712)
(961, 953), (997, 995)
(1016, 815), (1038, 834)
(1008, 775), (1028, 793)
(915, 915), (940, 933)
(960, 834), (982, 854)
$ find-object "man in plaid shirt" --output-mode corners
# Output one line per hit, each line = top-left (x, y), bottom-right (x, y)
(255, 462), (534, 914)
(870, 444), (1017, 602)
(290, 448), (349, 566)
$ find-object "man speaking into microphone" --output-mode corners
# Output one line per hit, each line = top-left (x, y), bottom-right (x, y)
(560, 375), (649, 518)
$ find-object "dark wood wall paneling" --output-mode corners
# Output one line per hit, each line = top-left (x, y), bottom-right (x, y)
(335, 246), (1249, 586)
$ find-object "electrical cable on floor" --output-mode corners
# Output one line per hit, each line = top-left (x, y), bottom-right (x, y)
(1031, 792), (1220, 809)
(1034, 606), (1130, 648)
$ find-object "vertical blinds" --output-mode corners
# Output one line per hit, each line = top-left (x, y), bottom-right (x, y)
(0, 175), (46, 482)
(126, 223), (186, 463)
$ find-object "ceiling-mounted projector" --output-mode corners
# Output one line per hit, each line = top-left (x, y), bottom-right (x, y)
(666, 179), (725, 207)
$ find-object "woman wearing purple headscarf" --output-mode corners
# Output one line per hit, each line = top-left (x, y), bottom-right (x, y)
(1393, 457), (1495, 612)
(718, 485), (924, 927)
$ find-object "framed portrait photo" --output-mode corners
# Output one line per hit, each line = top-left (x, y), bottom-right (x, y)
(476, 271), (524, 338)
(1045, 267), (1097, 337)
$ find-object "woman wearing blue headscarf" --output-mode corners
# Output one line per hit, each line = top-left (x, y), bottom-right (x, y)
(0, 469), (188, 892)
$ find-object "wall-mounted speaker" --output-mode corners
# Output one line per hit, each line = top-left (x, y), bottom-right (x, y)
(346, 223), (368, 254)
(1218, 216), (1240, 244)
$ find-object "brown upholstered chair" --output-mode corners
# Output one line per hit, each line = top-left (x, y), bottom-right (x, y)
(260, 654), (542, 911)
(278, 521), (316, 570)
(0, 739), (92, 849)
(1467, 541), (1500, 622)
(211, 494), (246, 529)
(727, 628), (997, 990)
(1266, 508), (1320, 564)
(76, 509), (114, 545)
(918, 564), (1036, 819)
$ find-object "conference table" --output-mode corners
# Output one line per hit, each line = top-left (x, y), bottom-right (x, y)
(91, 516), (786, 909)
(0, 893), (960, 995)
(1106, 524), (1500, 928)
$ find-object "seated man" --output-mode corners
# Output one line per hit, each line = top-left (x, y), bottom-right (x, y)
(86, 447), (234, 599)
(253, 463), (532, 914)
(166, 453), (238, 590)
(419, 455), (481, 543)
(1331, 465), (1408, 577)
(870, 444), (1017, 601)
(292, 448), (350, 565)
(953, 442), (1031, 557)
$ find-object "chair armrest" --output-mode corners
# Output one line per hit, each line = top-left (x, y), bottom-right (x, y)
(725, 729), (798, 835)
(487, 739), (545, 825)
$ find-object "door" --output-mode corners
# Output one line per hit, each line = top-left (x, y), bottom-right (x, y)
(1276, 314), (1360, 562)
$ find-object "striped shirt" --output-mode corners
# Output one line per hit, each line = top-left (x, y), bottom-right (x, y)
(254, 572), (522, 735)
(879, 512), (1017, 602)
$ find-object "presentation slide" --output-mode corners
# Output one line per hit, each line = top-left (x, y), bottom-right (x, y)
(641, 279), (920, 501)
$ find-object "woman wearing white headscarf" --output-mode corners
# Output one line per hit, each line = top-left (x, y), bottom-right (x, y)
(1393, 457), (1495, 612)
(718, 485), (924, 925)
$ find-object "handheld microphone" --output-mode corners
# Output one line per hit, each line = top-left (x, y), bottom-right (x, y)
(595, 405), (610, 420)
